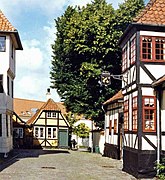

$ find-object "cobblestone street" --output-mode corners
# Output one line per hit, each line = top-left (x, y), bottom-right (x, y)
(0, 149), (154, 180)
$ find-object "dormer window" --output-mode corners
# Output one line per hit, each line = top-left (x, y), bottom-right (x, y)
(141, 36), (165, 61)
(0, 36), (6, 52)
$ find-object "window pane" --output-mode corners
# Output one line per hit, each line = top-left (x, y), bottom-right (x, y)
(35, 127), (39, 137)
(142, 37), (152, 60)
(155, 38), (165, 60)
(48, 128), (51, 138)
(0, 36), (6, 51)
(40, 128), (44, 137)
(53, 128), (56, 138)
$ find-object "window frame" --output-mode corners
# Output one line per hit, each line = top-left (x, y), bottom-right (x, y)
(122, 44), (128, 72)
(34, 126), (45, 138)
(114, 119), (117, 134)
(0, 75), (4, 93)
(142, 96), (156, 132)
(141, 36), (165, 62)
(132, 96), (138, 132)
(130, 36), (136, 65)
(124, 100), (129, 131)
(109, 120), (112, 135)
(0, 36), (6, 52)
(13, 128), (23, 138)
(47, 127), (57, 139)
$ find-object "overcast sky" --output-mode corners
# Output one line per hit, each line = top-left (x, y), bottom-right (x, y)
(0, 0), (148, 102)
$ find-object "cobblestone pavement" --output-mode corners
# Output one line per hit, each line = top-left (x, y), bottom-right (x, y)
(0, 149), (156, 180)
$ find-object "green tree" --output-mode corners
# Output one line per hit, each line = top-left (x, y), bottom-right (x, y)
(73, 123), (90, 138)
(50, 0), (144, 127)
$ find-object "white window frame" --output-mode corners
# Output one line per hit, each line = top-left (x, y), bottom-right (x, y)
(47, 112), (57, 118)
(47, 127), (57, 139)
(34, 126), (45, 138)
(13, 128), (23, 138)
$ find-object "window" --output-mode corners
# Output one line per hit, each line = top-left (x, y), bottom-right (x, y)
(0, 36), (6, 51)
(114, 119), (117, 134)
(47, 112), (57, 118)
(155, 38), (165, 60)
(6, 115), (8, 137)
(141, 36), (165, 61)
(47, 127), (57, 139)
(143, 96), (156, 132)
(130, 36), (136, 64)
(13, 128), (23, 138)
(7, 76), (10, 95)
(0, 114), (2, 137)
(124, 100), (129, 131)
(109, 120), (112, 135)
(11, 81), (14, 98)
(141, 37), (152, 60)
(11, 44), (14, 59)
(34, 127), (45, 138)
(0, 75), (3, 93)
(122, 45), (128, 72)
(132, 97), (137, 131)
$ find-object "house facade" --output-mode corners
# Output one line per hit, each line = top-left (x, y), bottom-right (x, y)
(103, 90), (123, 160)
(26, 98), (70, 148)
(119, 0), (165, 178)
(0, 10), (23, 155)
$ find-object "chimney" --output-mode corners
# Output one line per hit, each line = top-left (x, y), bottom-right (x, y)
(46, 88), (51, 100)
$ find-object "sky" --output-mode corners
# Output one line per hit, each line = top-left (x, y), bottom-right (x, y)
(0, 0), (148, 102)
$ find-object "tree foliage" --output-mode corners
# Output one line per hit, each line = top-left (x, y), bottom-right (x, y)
(50, 0), (144, 127)
(73, 123), (90, 138)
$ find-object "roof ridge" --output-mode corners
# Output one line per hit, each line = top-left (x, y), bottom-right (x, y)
(0, 10), (16, 31)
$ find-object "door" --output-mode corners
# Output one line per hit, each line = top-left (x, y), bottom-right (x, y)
(58, 129), (68, 148)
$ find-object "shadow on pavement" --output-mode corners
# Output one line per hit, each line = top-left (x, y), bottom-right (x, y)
(0, 149), (70, 172)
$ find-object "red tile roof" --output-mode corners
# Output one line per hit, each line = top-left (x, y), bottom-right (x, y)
(103, 90), (123, 105)
(133, 0), (165, 25)
(0, 10), (16, 31)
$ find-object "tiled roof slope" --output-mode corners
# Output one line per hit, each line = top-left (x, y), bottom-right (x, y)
(14, 98), (45, 117)
(0, 10), (16, 31)
(27, 98), (65, 125)
(103, 90), (123, 105)
(133, 0), (165, 25)
(14, 98), (67, 117)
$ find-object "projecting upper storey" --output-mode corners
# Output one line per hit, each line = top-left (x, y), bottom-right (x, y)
(0, 10), (22, 50)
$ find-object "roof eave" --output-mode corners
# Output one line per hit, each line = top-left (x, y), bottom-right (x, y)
(0, 30), (23, 50)
(119, 23), (165, 45)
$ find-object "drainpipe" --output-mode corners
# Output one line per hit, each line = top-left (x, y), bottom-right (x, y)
(156, 91), (160, 166)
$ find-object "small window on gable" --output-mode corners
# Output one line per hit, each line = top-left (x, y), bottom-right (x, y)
(0, 36), (6, 52)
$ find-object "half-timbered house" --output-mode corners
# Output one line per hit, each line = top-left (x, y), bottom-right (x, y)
(103, 90), (123, 160)
(119, 0), (165, 178)
(26, 98), (70, 148)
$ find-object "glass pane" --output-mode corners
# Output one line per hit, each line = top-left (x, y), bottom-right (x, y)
(48, 128), (51, 138)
